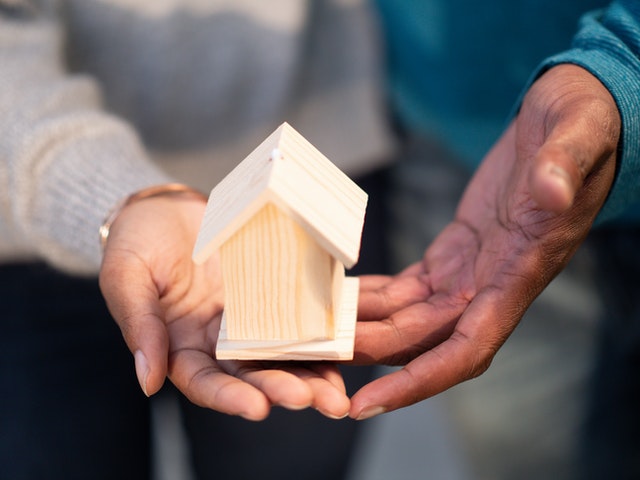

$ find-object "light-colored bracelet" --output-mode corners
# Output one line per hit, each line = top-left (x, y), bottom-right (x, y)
(99, 183), (208, 250)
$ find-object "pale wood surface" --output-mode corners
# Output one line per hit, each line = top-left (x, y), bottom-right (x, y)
(192, 122), (367, 268)
(215, 277), (359, 360)
(220, 203), (338, 342)
(193, 122), (365, 360)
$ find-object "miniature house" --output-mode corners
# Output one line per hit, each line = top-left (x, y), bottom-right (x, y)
(192, 122), (368, 360)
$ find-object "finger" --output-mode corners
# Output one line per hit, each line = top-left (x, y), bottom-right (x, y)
(224, 362), (350, 419)
(353, 293), (465, 365)
(528, 97), (619, 214)
(350, 287), (511, 420)
(294, 363), (350, 419)
(100, 255), (169, 396)
(313, 363), (347, 394)
(358, 274), (394, 291)
(358, 264), (425, 290)
(530, 143), (579, 213)
(358, 274), (432, 322)
(226, 362), (314, 412)
(168, 350), (272, 421)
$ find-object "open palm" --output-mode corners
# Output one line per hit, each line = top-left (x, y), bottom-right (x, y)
(351, 64), (620, 419)
(100, 195), (350, 421)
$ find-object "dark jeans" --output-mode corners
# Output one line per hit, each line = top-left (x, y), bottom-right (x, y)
(0, 262), (151, 480)
(579, 227), (640, 480)
(0, 169), (390, 480)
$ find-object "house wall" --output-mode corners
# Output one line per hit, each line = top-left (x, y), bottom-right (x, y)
(220, 203), (341, 341)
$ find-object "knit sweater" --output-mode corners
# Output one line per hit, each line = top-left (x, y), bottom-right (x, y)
(376, 0), (640, 224)
(0, 0), (394, 274)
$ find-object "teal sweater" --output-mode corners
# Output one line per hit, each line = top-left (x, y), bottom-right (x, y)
(376, 0), (640, 224)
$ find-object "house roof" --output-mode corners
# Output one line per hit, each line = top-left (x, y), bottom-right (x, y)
(192, 122), (368, 268)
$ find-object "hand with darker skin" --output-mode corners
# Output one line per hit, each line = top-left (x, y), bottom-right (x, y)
(99, 195), (350, 421)
(350, 64), (620, 420)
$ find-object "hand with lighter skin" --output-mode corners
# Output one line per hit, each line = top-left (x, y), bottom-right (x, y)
(350, 64), (621, 420)
(99, 195), (350, 421)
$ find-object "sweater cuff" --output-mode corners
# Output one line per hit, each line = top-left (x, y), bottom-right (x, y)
(23, 114), (172, 274)
(513, 4), (640, 225)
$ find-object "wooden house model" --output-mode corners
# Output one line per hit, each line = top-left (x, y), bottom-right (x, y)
(192, 122), (367, 360)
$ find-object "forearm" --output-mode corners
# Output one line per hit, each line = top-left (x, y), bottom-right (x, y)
(0, 7), (170, 273)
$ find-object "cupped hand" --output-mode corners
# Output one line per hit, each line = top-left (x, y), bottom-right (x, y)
(99, 195), (350, 421)
(350, 64), (620, 420)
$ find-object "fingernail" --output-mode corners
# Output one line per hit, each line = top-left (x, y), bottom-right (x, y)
(549, 165), (571, 185)
(280, 402), (312, 411)
(134, 350), (150, 397)
(239, 411), (266, 422)
(322, 410), (350, 420)
(356, 406), (387, 421)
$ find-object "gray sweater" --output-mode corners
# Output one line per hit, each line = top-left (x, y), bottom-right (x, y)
(0, 0), (393, 274)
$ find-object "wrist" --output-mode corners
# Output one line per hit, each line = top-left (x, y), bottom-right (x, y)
(99, 183), (207, 250)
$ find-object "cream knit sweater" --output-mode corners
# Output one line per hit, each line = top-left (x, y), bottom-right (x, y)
(0, 0), (393, 274)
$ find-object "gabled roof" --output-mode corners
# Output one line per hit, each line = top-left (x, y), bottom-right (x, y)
(192, 122), (368, 268)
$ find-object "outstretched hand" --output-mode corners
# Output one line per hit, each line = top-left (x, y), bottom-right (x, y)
(350, 64), (620, 420)
(99, 195), (350, 421)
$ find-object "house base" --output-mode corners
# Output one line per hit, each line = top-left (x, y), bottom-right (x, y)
(215, 277), (359, 361)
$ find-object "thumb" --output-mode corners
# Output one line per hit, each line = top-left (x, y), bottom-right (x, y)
(528, 139), (582, 214)
(525, 74), (620, 214)
(528, 108), (619, 214)
(100, 254), (169, 396)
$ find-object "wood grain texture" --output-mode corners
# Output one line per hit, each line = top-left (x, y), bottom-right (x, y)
(192, 122), (365, 360)
(215, 277), (359, 360)
(220, 203), (337, 342)
(192, 122), (367, 268)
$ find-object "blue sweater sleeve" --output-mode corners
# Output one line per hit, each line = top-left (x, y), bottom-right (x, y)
(531, 0), (640, 224)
